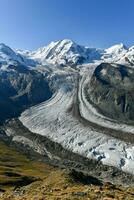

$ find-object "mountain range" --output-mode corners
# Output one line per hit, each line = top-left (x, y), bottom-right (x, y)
(1, 39), (134, 185)
(0, 39), (134, 67)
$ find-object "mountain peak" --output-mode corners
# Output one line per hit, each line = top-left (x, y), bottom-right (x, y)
(0, 43), (19, 64)
(0, 43), (8, 48)
(0, 43), (14, 53)
(0, 43), (36, 67)
(106, 43), (128, 54)
(45, 39), (77, 52)
(57, 39), (74, 44)
(28, 39), (102, 66)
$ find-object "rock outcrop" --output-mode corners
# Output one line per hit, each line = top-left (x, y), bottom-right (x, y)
(0, 63), (52, 123)
(86, 63), (134, 124)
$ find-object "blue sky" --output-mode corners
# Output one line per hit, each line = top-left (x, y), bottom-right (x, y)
(0, 0), (134, 50)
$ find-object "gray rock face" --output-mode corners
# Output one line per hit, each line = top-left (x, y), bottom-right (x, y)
(0, 63), (52, 123)
(85, 63), (134, 123)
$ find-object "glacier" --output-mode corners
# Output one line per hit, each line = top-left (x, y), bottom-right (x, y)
(19, 62), (134, 175)
(0, 39), (134, 177)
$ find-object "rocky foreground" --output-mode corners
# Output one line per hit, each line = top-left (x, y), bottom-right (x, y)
(0, 140), (133, 200)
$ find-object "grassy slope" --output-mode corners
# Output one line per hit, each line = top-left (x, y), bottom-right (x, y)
(0, 140), (55, 191)
(0, 140), (133, 199)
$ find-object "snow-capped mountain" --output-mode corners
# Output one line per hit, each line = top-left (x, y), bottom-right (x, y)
(118, 45), (134, 65)
(27, 39), (104, 66)
(1, 39), (134, 67)
(16, 39), (134, 67)
(102, 43), (128, 63)
(0, 43), (37, 66)
(0, 43), (23, 64)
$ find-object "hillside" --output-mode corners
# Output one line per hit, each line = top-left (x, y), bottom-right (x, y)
(0, 140), (133, 200)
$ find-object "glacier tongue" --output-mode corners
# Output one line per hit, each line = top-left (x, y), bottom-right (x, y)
(19, 64), (134, 175)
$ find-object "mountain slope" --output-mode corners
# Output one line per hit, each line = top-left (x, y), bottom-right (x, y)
(102, 43), (128, 63)
(86, 63), (134, 123)
(0, 43), (37, 66)
(0, 141), (133, 200)
(0, 43), (23, 64)
(0, 63), (52, 123)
